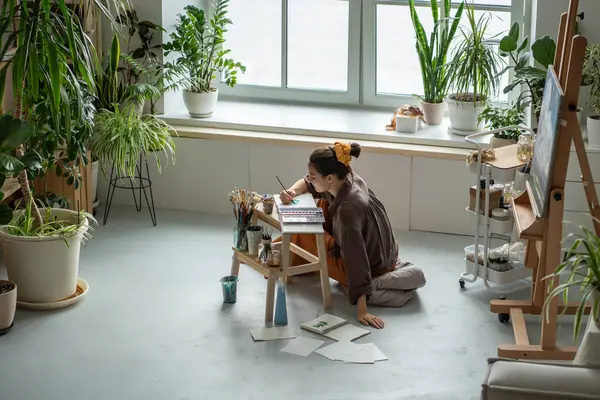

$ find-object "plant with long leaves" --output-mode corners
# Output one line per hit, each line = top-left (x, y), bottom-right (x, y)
(163, 1), (246, 94)
(6, 196), (95, 247)
(543, 222), (600, 342)
(0, 0), (130, 228)
(409, 0), (465, 104)
(89, 108), (176, 179)
(582, 44), (600, 113)
(446, 4), (503, 103)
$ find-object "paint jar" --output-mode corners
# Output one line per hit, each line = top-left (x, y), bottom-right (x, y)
(262, 195), (275, 214)
(517, 133), (533, 162)
(267, 250), (281, 267)
(220, 276), (239, 304)
(259, 238), (272, 264)
(492, 208), (510, 221)
(502, 183), (513, 208)
(233, 222), (249, 251)
(246, 226), (262, 256)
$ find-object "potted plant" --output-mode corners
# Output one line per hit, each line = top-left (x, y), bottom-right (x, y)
(0, 280), (16, 335)
(0, 0), (128, 304)
(543, 223), (600, 361)
(498, 23), (556, 122)
(408, 0), (465, 125)
(478, 103), (526, 148)
(583, 44), (600, 148)
(89, 108), (177, 179)
(446, 5), (503, 134)
(163, 2), (246, 118)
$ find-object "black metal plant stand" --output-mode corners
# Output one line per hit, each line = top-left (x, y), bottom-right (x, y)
(103, 151), (157, 226)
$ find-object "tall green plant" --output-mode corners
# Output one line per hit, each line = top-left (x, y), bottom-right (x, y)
(447, 4), (503, 103)
(409, 0), (465, 104)
(163, 1), (246, 94)
(543, 222), (600, 342)
(498, 22), (556, 118)
(582, 44), (600, 113)
(0, 0), (130, 227)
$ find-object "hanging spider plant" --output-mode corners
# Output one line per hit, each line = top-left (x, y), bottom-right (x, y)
(0, 0), (131, 228)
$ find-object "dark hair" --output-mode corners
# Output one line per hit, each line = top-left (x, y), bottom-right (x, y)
(309, 142), (361, 179)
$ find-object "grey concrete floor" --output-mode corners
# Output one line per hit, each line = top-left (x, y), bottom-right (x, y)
(0, 207), (578, 400)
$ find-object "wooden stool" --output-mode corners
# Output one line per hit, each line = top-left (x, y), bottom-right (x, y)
(230, 200), (332, 322)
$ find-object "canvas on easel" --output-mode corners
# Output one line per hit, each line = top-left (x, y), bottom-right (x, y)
(529, 67), (564, 218)
(488, 0), (600, 361)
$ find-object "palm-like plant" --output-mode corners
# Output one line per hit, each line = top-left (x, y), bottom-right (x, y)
(0, 0), (130, 227)
(409, 0), (465, 104)
(447, 4), (503, 103)
(543, 222), (600, 342)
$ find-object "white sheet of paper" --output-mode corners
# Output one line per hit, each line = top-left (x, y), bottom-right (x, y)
(315, 341), (362, 361)
(250, 326), (296, 341)
(324, 324), (371, 342)
(343, 345), (374, 364)
(362, 343), (388, 362)
(280, 337), (325, 357)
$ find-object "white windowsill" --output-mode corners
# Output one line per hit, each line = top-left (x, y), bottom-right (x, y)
(160, 94), (476, 151)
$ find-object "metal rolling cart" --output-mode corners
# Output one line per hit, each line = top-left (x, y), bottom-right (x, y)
(462, 127), (534, 323)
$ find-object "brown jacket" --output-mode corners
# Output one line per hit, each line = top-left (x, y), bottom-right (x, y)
(305, 173), (399, 304)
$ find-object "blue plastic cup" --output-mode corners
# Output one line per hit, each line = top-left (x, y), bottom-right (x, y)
(220, 276), (239, 304)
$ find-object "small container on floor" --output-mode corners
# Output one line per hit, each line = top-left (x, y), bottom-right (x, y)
(220, 276), (239, 304)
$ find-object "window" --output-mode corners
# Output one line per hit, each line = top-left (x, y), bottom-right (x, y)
(219, 0), (527, 107)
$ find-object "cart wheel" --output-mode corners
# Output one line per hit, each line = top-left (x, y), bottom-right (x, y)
(459, 279), (466, 289)
(498, 313), (510, 323)
(499, 294), (507, 301)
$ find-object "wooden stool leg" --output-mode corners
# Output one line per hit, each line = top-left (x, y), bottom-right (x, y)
(230, 254), (240, 276)
(265, 275), (276, 322)
(316, 234), (332, 309)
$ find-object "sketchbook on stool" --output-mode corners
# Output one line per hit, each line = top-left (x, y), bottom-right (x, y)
(301, 313), (371, 341)
(275, 193), (325, 224)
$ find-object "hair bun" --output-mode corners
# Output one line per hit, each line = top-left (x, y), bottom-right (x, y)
(350, 142), (361, 158)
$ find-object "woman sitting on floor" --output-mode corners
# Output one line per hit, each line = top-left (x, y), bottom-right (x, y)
(279, 141), (426, 329)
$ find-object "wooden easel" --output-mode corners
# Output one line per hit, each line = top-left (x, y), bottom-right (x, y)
(489, 0), (600, 361)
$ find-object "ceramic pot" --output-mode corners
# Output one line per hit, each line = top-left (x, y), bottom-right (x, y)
(420, 101), (445, 126)
(446, 93), (486, 134)
(573, 290), (600, 366)
(491, 137), (517, 149)
(183, 89), (219, 118)
(513, 170), (530, 192)
(0, 209), (88, 303)
(587, 115), (600, 148)
(0, 280), (16, 334)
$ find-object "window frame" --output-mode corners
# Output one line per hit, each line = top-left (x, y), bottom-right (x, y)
(215, 0), (362, 105)
(214, 0), (530, 108)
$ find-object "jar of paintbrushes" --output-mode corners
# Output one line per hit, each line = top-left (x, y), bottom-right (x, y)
(229, 188), (261, 252)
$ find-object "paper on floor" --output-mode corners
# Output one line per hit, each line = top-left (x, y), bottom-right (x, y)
(280, 337), (325, 357)
(315, 341), (387, 363)
(250, 326), (296, 341)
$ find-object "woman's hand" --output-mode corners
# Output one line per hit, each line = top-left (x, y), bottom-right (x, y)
(280, 188), (296, 204)
(358, 310), (385, 329)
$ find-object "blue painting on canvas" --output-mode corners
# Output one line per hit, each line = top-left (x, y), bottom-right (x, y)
(530, 66), (564, 217)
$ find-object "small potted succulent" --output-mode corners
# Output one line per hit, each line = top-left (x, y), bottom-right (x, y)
(0, 280), (16, 335)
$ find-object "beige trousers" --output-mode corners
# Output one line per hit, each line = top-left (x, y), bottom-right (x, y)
(367, 262), (426, 307)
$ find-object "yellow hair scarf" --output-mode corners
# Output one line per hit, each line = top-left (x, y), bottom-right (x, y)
(333, 141), (352, 167)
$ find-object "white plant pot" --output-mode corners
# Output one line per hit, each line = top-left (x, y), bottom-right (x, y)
(587, 115), (600, 148)
(0, 280), (16, 332)
(183, 89), (219, 118)
(491, 137), (517, 149)
(573, 290), (600, 366)
(446, 94), (486, 134)
(91, 160), (99, 203)
(420, 101), (445, 126)
(0, 209), (89, 303)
